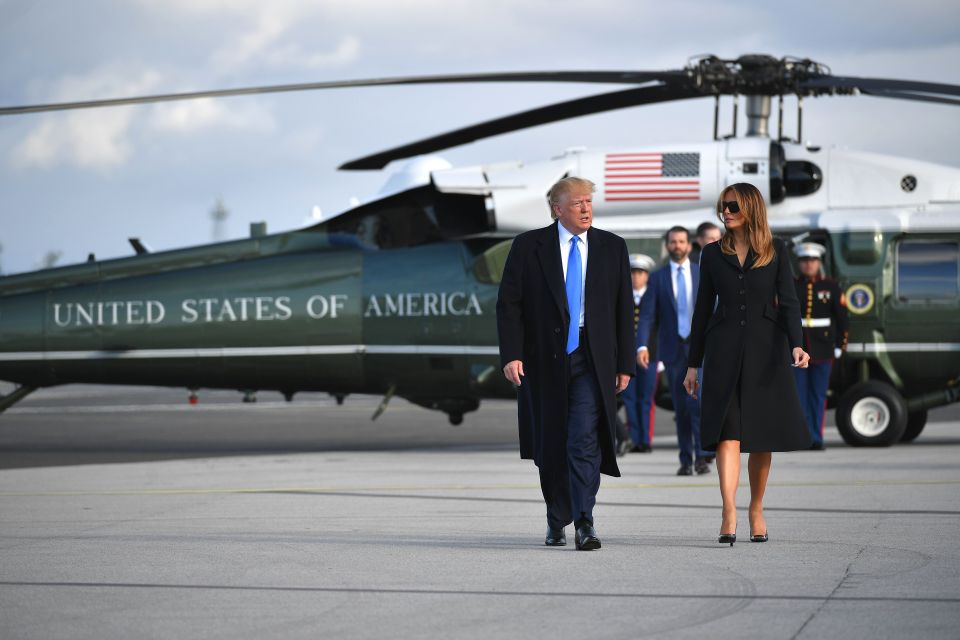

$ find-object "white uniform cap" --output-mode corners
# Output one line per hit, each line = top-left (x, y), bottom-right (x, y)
(629, 253), (656, 271)
(794, 242), (826, 259)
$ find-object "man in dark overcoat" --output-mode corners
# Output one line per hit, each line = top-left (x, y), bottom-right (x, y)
(496, 176), (634, 550)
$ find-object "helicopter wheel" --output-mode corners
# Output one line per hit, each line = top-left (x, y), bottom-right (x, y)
(835, 381), (907, 447)
(448, 412), (464, 426)
(900, 409), (928, 443)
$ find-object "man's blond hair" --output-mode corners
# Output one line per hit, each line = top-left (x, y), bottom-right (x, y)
(547, 176), (596, 220)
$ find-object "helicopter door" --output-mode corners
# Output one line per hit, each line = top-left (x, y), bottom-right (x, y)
(884, 237), (960, 388)
(361, 243), (474, 399)
(469, 239), (519, 398)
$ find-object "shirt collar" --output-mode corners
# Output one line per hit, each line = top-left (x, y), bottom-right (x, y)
(670, 257), (690, 272)
(558, 222), (587, 246)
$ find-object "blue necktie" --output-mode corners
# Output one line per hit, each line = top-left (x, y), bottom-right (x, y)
(565, 237), (582, 354)
(677, 265), (690, 339)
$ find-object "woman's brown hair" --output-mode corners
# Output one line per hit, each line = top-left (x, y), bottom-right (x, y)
(716, 182), (774, 269)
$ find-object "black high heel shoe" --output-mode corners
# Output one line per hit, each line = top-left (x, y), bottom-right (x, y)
(750, 532), (768, 543)
(718, 532), (737, 546)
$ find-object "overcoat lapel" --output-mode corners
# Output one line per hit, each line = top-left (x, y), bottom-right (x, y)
(719, 246), (758, 271)
(536, 222), (567, 318)
(585, 227), (602, 307)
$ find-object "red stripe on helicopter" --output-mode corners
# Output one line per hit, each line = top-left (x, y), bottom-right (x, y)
(604, 152), (700, 201)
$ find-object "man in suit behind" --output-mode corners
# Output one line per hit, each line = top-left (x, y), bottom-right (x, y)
(637, 226), (711, 476)
(496, 176), (634, 550)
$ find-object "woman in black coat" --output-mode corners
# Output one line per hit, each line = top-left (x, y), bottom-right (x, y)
(683, 182), (811, 545)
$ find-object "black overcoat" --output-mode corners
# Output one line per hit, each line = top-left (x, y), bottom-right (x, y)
(688, 238), (812, 452)
(496, 222), (635, 477)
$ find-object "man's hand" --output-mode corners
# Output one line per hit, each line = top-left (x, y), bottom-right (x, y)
(616, 374), (631, 394)
(833, 347), (843, 360)
(503, 360), (525, 386)
(637, 348), (649, 369)
(792, 347), (811, 369)
(682, 367), (699, 397)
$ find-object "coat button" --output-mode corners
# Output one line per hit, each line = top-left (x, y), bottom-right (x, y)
(554, 327), (561, 333)
(739, 289), (745, 295)
(738, 274), (744, 280)
(740, 304), (746, 310)
(740, 320), (746, 326)
(553, 354), (558, 359)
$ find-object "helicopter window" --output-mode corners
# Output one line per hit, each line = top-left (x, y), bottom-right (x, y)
(315, 187), (491, 250)
(473, 239), (513, 284)
(895, 241), (959, 302)
(784, 161), (822, 197)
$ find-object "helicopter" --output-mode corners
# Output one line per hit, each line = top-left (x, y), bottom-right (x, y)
(0, 54), (958, 445)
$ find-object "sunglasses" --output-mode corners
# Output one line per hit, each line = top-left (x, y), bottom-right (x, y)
(720, 200), (741, 214)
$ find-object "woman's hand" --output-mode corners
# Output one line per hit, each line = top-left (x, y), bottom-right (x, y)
(682, 367), (699, 397)
(792, 347), (810, 369)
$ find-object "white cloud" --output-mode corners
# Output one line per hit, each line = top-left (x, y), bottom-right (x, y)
(11, 68), (163, 171)
(264, 35), (361, 69)
(149, 98), (276, 133)
(9, 66), (279, 171)
(210, 7), (291, 69)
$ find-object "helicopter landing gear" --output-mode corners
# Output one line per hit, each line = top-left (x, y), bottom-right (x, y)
(900, 409), (928, 443)
(0, 385), (37, 415)
(282, 391), (296, 402)
(835, 381), (907, 447)
(333, 393), (346, 405)
(242, 390), (257, 403)
(447, 412), (463, 426)
(188, 389), (199, 405)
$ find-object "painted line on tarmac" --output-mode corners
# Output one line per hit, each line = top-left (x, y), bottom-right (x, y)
(0, 580), (958, 604)
(2, 478), (960, 498)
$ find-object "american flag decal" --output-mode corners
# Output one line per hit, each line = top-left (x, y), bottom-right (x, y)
(604, 152), (701, 201)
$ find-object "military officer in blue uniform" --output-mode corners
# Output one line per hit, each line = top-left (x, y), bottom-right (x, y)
(621, 253), (658, 453)
(792, 242), (849, 450)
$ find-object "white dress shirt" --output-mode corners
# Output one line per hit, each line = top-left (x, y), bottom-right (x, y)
(633, 286), (647, 307)
(557, 222), (588, 328)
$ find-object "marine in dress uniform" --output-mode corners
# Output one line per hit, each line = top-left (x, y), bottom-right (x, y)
(791, 242), (850, 450)
(621, 253), (658, 453)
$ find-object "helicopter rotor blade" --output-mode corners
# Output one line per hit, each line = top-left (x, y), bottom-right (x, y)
(800, 75), (960, 101)
(339, 83), (704, 170)
(858, 90), (960, 107)
(0, 70), (685, 117)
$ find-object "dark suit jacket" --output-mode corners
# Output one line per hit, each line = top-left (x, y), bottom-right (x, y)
(635, 261), (700, 366)
(496, 221), (634, 478)
(687, 238), (811, 452)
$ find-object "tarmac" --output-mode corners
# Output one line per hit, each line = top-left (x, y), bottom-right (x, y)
(1, 386), (959, 639)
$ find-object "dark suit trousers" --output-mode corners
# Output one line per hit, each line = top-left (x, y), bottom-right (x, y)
(539, 336), (602, 529)
(665, 343), (707, 466)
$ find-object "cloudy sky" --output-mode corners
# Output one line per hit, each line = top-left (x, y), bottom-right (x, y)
(1, 0), (958, 274)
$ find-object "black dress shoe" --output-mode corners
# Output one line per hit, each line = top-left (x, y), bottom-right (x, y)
(545, 527), (566, 546)
(809, 441), (826, 451)
(631, 443), (652, 453)
(694, 459), (711, 475)
(575, 523), (601, 551)
(704, 455), (716, 463)
(677, 464), (693, 476)
(617, 438), (633, 457)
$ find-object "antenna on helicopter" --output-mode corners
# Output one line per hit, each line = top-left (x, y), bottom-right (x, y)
(210, 196), (229, 242)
